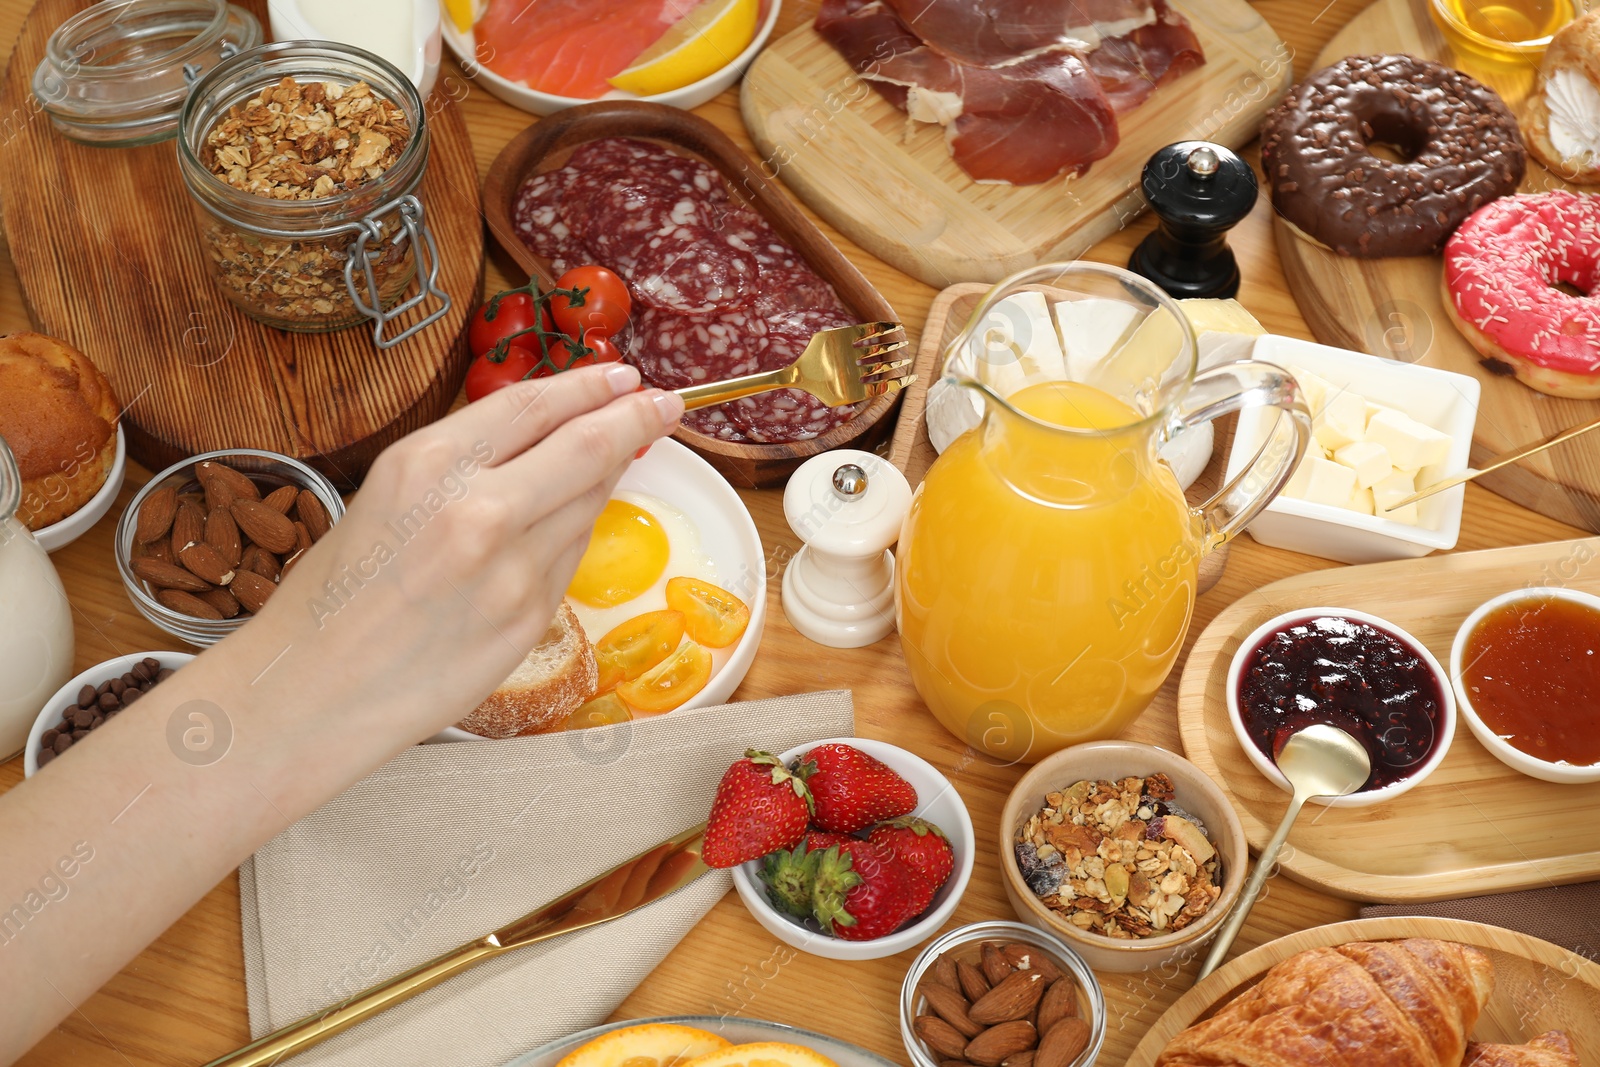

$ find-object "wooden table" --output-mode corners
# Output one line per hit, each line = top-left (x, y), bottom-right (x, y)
(4, 2), (1589, 1064)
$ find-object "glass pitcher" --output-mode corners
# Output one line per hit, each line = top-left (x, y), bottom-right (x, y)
(895, 263), (1310, 763)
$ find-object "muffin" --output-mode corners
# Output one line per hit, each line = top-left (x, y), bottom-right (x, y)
(0, 332), (120, 529)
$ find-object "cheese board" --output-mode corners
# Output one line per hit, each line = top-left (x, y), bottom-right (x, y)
(1124, 917), (1600, 1067)
(1276, 0), (1600, 533)
(1178, 535), (1600, 903)
(0, 0), (484, 490)
(739, 0), (1293, 289)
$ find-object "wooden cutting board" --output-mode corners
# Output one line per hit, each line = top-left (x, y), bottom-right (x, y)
(740, 0), (1291, 289)
(1178, 535), (1600, 903)
(0, 0), (483, 490)
(1278, 0), (1600, 532)
(1124, 917), (1600, 1066)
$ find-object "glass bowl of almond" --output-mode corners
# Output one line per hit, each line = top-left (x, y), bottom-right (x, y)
(115, 448), (343, 646)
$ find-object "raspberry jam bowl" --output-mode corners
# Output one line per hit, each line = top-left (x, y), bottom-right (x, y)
(1225, 607), (1456, 808)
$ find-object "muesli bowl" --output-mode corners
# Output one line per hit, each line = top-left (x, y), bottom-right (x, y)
(998, 741), (1246, 974)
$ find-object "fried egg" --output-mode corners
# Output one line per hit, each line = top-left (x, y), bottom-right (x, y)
(565, 491), (720, 641)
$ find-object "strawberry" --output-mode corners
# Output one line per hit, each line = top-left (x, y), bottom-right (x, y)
(803, 830), (855, 853)
(798, 743), (917, 834)
(703, 750), (813, 869)
(758, 837), (823, 918)
(811, 837), (923, 941)
(867, 816), (953, 913)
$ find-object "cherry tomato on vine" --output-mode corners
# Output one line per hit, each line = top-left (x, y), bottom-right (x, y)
(464, 345), (540, 402)
(468, 292), (550, 359)
(551, 266), (631, 339)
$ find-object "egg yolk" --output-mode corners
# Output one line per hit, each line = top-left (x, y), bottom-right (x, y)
(568, 499), (670, 607)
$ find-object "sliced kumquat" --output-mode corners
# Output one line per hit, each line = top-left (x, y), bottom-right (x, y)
(567, 691), (632, 731)
(594, 609), (686, 692)
(616, 639), (712, 713)
(665, 576), (751, 648)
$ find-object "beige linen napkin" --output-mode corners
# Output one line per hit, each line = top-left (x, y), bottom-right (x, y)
(1360, 884), (1600, 959)
(238, 690), (855, 1067)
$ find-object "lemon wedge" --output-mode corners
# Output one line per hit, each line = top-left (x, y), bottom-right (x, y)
(441, 0), (475, 34)
(608, 0), (760, 96)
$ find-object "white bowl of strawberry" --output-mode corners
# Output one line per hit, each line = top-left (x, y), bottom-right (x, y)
(705, 738), (975, 961)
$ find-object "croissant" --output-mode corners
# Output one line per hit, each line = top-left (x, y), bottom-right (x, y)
(1157, 938), (1494, 1067)
(1464, 1032), (1580, 1067)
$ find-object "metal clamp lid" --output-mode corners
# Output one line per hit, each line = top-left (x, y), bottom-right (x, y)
(342, 195), (451, 349)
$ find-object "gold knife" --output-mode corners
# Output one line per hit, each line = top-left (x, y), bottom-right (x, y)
(1381, 413), (1600, 513)
(203, 822), (712, 1067)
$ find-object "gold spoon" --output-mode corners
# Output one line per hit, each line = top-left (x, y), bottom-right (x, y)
(1381, 413), (1600, 513)
(1198, 725), (1371, 979)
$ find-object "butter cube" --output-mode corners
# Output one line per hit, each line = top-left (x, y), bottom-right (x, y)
(1348, 486), (1375, 515)
(1283, 450), (1317, 498)
(1301, 454), (1358, 508)
(1313, 389), (1367, 452)
(1333, 440), (1392, 489)
(1373, 469), (1420, 525)
(1291, 367), (1333, 416)
(1366, 408), (1452, 471)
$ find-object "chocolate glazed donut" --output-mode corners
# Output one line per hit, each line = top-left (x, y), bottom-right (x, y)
(1261, 54), (1526, 258)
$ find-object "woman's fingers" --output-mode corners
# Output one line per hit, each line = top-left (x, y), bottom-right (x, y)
(430, 363), (644, 465)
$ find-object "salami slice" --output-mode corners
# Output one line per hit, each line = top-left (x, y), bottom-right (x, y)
(625, 225), (759, 313)
(754, 267), (848, 317)
(717, 207), (805, 270)
(681, 406), (747, 442)
(724, 306), (861, 443)
(569, 139), (726, 202)
(512, 166), (586, 264)
(627, 304), (767, 389)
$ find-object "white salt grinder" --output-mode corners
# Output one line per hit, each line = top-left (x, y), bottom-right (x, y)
(782, 449), (912, 648)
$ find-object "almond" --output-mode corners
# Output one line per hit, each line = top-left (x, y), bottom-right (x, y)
(1036, 979), (1078, 1036)
(156, 588), (224, 620)
(197, 460), (260, 504)
(296, 489), (331, 541)
(982, 942), (1015, 987)
(1004, 1053), (1035, 1067)
(171, 499), (204, 556)
(262, 485), (299, 514)
(231, 570), (276, 614)
(1034, 1018), (1089, 1067)
(198, 465), (237, 512)
(965, 1021), (1037, 1067)
(145, 538), (176, 565)
(922, 984), (982, 1038)
(958, 961), (992, 1003)
(231, 500), (297, 554)
(929, 954), (960, 993)
(133, 557), (213, 594)
(970, 971), (1047, 1025)
(205, 507), (242, 567)
(280, 547), (305, 579)
(1003, 944), (1064, 983)
(912, 1016), (968, 1060)
(179, 542), (235, 586)
(196, 587), (241, 619)
(240, 545), (281, 581)
(293, 520), (312, 552)
(135, 486), (177, 543)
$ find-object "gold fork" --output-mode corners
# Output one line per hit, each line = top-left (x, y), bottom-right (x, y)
(674, 321), (913, 411)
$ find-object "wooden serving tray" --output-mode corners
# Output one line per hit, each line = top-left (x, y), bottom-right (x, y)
(1278, 0), (1600, 533)
(740, 0), (1292, 289)
(480, 101), (901, 490)
(1179, 536), (1600, 902)
(1125, 916), (1600, 1066)
(0, 0), (483, 490)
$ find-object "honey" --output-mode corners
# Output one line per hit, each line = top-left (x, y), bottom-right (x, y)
(1430, 0), (1580, 65)
(1461, 595), (1600, 766)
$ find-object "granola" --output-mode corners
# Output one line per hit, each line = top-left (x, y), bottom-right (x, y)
(1013, 775), (1222, 940)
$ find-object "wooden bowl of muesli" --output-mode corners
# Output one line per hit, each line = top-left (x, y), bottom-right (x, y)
(998, 741), (1246, 974)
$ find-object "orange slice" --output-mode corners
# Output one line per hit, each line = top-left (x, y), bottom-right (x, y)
(682, 1043), (841, 1067)
(557, 1024), (730, 1067)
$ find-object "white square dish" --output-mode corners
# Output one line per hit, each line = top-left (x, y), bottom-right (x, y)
(1226, 335), (1480, 564)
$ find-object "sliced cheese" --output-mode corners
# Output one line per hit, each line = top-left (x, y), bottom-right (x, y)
(1365, 408), (1453, 471)
(1333, 440), (1392, 489)
(1052, 297), (1139, 381)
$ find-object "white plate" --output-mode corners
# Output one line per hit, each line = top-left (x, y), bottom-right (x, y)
(34, 425), (125, 553)
(441, 0), (782, 116)
(431, 437), (766, 742)
(504, 1016), (899, 1067)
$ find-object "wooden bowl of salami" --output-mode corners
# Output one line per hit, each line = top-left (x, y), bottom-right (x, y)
(483, 102), (902, 489)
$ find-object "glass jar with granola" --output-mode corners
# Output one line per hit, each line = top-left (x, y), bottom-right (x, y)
(176, 41), (449, 345)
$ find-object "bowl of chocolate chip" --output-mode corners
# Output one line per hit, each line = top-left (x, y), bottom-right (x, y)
(998, 741), (1246, 973)
(25, 651), (193, 776)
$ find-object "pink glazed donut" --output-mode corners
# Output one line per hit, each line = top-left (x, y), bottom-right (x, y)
(1443, 190), (1600, 398)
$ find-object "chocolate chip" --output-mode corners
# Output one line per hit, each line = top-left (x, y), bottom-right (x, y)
(72, 730), (89, 741)
(110, 679), (126, 696)
(132, 662), (152, 682)
(36, 748), (54, 767)
(72, 708), (94, 729)
(122, 672), (139, 689)
(36, 662), (177, 771)
(77, 684), (95, 708)
(90, 716), (103, 729)
(122, 688), (142, 705)
(53, 734), (71, 753)
(156, 669), (174, 682)
(41, 728), (57, 746)
(97, 692), (118, 712)
(96, 679), (113, 696)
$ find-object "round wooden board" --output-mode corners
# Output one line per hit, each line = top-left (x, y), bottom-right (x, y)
(1277, 0), (1600, 532)
(0, 0), (484, 490)
(1125, 916), (1600, 1067)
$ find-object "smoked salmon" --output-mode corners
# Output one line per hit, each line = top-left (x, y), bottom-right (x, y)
(475, 0), (680, 99)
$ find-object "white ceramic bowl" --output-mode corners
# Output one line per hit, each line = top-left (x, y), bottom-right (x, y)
(34, 425), (125, 553)
(24, 650), (194, 777)
(1450, 587), (1600, 784)
(730, 737), (975, 961)
(1228, 335), (1479, 564)
(506, 1016), (898, 1067)
(267, 0), (441, 97)
(432, 437), (766, 742)
(441, 0), (781, 116)
(1226, 606), (1456, 808)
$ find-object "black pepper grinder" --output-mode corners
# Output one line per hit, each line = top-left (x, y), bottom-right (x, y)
(1128, 141), (1257, 301)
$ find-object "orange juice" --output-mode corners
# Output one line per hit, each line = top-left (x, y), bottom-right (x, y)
(895, 380), (1202, 762)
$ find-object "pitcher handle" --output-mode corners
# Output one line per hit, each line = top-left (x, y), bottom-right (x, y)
(1167, 359), (1311, 551)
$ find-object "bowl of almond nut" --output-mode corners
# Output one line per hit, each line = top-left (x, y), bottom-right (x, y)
(998, 741), (1246, 974)
(115, 448), (343, 646)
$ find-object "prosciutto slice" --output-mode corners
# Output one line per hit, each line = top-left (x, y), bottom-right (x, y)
(816, 0), (1119, 184)
(876, 0), (1156, 65)
(1084, 0), (1205, 113)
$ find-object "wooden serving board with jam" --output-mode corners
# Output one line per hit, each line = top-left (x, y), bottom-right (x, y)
(1276, 0), (1600, 533)
(0, 0), (483, 490)
(1178, 535), (1600, 903)
(739, 0), (1292, 290)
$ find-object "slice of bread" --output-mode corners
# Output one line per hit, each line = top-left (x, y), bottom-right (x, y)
(457, 603), (598, 738)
